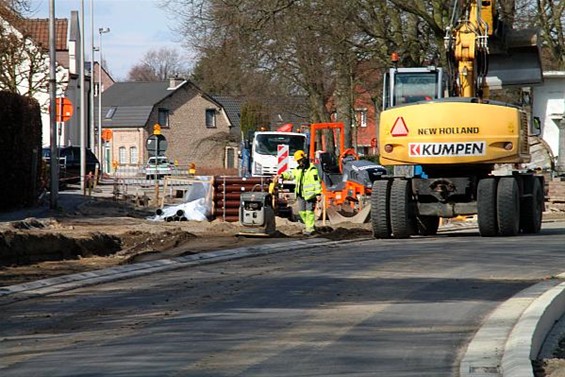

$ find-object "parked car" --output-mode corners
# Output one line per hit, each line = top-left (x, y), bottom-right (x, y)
(42, 146), (100, 184)
(144, 156), (175, 180)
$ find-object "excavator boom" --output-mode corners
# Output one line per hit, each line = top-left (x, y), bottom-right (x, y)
(445, 0), (542, 96)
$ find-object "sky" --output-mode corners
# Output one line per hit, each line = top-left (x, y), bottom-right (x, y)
(30, 0), (189, 80)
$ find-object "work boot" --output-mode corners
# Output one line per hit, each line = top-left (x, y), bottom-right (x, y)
(303, 228), (316, 236)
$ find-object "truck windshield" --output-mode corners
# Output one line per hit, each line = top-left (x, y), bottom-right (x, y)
(255, 134), (306, 156)
(394, 72), (438, 105)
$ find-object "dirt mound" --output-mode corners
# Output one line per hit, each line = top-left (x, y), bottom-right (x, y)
(319, 226), (373, 240)
(0, 193), (377, 287)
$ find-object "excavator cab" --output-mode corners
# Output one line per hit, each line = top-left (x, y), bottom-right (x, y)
(382, 67), (445, 110)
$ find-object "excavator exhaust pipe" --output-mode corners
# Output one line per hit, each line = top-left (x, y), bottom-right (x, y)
(486, 28), (543, 89)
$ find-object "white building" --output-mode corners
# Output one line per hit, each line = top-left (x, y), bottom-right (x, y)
(533, 71), (565, 165)
(0, 11), (87, 148)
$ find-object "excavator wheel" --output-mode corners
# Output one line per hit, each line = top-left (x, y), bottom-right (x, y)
(371, 179), (392, 238)
(497, 177), (520, 236)
(477, 178), (498, 237)
(520, 178), (543, 234)
(390, 179), (415, 239)
(416, 215), (440, 236)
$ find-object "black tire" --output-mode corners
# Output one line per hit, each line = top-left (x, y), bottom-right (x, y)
(497, 177), (520, 236)
(390, 179), (414, 239)
(477, 178), (498, 237)
(416, 215), (440, 236)
(520, 178), (543, 234)
(371, 179), (392, 238)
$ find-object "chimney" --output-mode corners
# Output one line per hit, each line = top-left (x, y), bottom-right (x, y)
(168, 77), (184, 90)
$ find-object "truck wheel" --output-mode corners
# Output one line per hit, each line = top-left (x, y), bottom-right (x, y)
(497, 177), (520, 236)
(371, 179), (392, 238)
(520, 178), (543, 233)
(478, 178), (498, 237)
(390, 179), (414, 239)
(416, 215), (439, 236)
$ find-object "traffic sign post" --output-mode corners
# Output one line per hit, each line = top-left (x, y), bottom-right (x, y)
(50, 97), (74, 145)
(146, 134), (168, 157)
(146, 126), (167, 204)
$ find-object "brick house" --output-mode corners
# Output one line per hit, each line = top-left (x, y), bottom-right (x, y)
(98, 78), (241, 174)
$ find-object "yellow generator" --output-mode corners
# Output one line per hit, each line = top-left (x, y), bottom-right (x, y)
(370, 0), (544, 238)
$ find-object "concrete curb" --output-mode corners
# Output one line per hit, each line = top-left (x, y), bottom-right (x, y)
(0, 237), (366, 306)
(502, 278), (565, 377)
(460, 277), (565, 377)
(460, 280), (561, 377)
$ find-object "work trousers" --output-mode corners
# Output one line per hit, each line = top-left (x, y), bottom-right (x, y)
(297, 196), (316, 233)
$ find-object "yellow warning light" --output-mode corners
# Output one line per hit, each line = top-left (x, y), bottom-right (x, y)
(188, 163), (196, 176)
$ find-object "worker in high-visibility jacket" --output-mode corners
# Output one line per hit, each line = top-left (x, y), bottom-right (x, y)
(276, 150), (322, 236)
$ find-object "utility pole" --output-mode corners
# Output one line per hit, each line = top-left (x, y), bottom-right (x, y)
(90, 0), (96, 159)
(558, 111), (565, 176)
(48, 0), (58, 209)
(80, 0), (86, 192)
(98, 27), (110, 174)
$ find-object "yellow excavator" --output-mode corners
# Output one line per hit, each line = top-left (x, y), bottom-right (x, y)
(371, 0), (544, 238)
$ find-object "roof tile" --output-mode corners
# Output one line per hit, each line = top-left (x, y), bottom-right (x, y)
(21, 18), (68, 51)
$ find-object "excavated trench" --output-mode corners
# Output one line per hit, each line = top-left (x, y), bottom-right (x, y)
(0, 218), (197, 267)
(0, 230), (122, 266)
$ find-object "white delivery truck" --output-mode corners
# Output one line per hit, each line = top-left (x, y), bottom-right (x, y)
(243, 131), (308, 177)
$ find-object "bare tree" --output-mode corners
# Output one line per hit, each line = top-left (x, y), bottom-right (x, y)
(0, 0), (31, 14)
(0, 3), (61, 100)
(127, 47), (190, 81)
(161, 0), (349, 122)
(162, 0), (563, 141)
(535, 0), (564, 70)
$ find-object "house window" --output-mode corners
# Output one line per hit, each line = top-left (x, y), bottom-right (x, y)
(356, 109), (368, 128)
(225, 146), (236, 168)
(105, 107), (117, 119)
(158, 108), (169, 128)
(118, 146), (127, 164)
(206, 109), (216, 128)
(130, 146), (138, 164)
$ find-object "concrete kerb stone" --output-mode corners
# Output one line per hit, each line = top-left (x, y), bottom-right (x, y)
(0, 237), (365, 306)
(460, 280), (561, 377)
(460, 275), (565, 377)
(502, 277), (565, 377)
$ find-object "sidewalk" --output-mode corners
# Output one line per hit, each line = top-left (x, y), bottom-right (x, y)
(0, 184), (115, 223)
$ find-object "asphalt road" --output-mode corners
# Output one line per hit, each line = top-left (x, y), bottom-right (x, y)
(1, 223), (565, 376)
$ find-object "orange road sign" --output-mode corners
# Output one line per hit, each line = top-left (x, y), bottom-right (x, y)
(101, 129), (113, 141)
(54, 97), (73, 122)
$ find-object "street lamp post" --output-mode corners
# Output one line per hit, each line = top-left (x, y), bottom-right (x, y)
(89, 0), (95, 157)
(97, 27), (110, 174)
